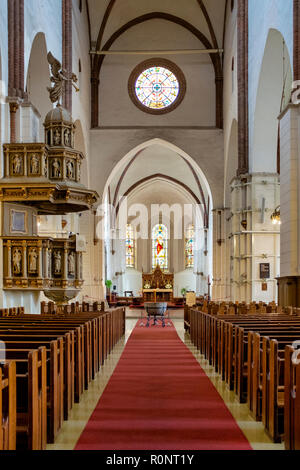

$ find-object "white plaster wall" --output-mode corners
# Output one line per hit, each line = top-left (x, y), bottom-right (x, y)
(3, 291), (41, 314)
(24, 0), (62, 81)
(72, 0), (91, 174)
(279, 106), (299, 277)
(248, 0), (293, 171)
(100, 0), (226, 48)
(99, 20), (216, 127)
(223, 1), (238, 199)
(123, 268), (142, 297)
(91, 129), (224, 208)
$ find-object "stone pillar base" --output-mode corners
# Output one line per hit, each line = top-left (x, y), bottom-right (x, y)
(277, 276), (300, 307)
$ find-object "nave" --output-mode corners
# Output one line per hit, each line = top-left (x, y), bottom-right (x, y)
(46, 313), (283, 451)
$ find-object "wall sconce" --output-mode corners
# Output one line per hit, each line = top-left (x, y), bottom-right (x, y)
(270, 206), (281, 225)
(115, 270), (125, 277)
(61, 218), (68, 230)
(241, 219), (247, 230)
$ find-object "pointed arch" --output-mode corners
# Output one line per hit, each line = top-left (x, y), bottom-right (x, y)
(91, 12), (223, 128)
(26, 32), (50, 125)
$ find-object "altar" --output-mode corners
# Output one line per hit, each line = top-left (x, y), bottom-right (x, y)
(142, 266), (174, 303)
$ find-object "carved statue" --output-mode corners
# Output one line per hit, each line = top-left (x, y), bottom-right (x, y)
(66, 160), (74, 179)
(12, 248), (22, 275)
(28, 248), (38, 273)
(44, 156), (48, 177)
(64, 129), (71, 147)
(68, 251), (75, 275)
(53, 250), (62, 274)
(30, 154), (40, 175)
(54, 128), (61, 146)
(48, 250), (52, 278)
(79, 253), (83, 279)
(12, 155), (22, 175)
(47, 52), (79, 105)
(52, 159), (61, 178)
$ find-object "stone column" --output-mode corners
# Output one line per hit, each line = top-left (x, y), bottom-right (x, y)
(7, 241), (12, 278)
(62, 0), (72, 112)
(7, 0), (15, 96)
(63, 245), (68, 280)
(14, 0), (20, 97)
(76, 252), (80, 280)
(277, 104), (300, 306)
(22, 241), (27, 278)
(237, 0), (249, 175)
(212, 209), (227, 300)
(38, 242), (43, 278)
(9, 102), (19, 143)
(19, 0), (24, 97)
(294, 0), (300, 81)
(230, 174), (280, 303)
(91, 76), (99, 128)
(48, 247), (52, 279)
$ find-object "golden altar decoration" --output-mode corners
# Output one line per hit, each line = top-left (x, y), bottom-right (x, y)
(142, 265), (174, 303)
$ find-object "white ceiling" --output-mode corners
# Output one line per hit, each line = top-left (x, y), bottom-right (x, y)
(87, 0), (227, 50)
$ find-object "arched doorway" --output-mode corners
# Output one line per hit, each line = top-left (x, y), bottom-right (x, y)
(100, 139), (213, 301)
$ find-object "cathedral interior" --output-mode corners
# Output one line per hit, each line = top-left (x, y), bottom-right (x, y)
(0, 0), (300, 454)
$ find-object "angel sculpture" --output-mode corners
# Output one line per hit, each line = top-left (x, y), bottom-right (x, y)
(47, 52), (79, 105)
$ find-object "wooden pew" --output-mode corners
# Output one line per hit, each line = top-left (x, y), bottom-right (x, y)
(247, 330), (300, 422)
(0, 325), (75, 419)
(0, 337), (63, 444)
(0, 306), (125, 449)
(261, 336), (300, 443)
(0, 318), (85, 403)
(284, 345), (300, 450)
(1, 348), (47, 450)
(0, 361), (16, 450)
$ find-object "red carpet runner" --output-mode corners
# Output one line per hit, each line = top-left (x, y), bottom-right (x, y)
(75, 322), (252, 450)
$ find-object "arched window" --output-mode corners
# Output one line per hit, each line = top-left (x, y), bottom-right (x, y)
(185, 224), (195, 268)
(152, 224), (168, 270)
(126, 224), (135, 268)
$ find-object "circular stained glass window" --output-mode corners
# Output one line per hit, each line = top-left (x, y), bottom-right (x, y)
(128, 59), (186, 115)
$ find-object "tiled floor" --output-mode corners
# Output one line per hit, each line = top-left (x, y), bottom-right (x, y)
(47, 318), (284, 451)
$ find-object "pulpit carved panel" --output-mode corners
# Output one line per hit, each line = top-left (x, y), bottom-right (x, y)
(2, 235), (83, 297)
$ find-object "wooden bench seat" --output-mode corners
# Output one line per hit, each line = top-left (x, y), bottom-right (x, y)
(284, 345), (300, 450)
(1, 348), (46, 450)
(0, 361), (16, 450)
(0, 306), (126, 449)
(0, 338), (63, 444)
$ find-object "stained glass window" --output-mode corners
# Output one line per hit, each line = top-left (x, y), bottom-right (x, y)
(152, 224), (168, 270)
(135, 66), (180, 110)
(185, 224), (195, 268)
(126, 224), (135, 268)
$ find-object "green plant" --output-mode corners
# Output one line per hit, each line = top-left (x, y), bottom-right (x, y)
(105, 280), (113, 290)
(181, 287), (187, 297)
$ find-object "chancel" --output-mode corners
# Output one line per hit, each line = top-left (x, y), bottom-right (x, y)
(0, 0), (300, 454)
